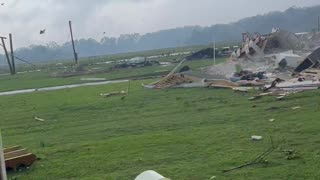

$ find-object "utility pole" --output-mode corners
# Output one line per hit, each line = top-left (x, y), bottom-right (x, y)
(0, 36), (13, 75)
(69, 21), (78, 65)
(9, 34), (15, 74)
(318, 16), (320, 32)
(213, 41), (216, 66)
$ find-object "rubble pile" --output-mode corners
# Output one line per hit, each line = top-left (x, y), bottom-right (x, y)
(143, 74), (193, 89)
(114, 57), (158, 69)
(231, 29), (304, 61)
(144, 29), (320, 98)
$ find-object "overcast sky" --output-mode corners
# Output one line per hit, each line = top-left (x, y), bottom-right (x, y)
(0, 0), (320, 48)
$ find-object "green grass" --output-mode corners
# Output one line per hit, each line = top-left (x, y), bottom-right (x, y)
(0, 58), (223, 92)
(1, 79), (320, 179)
(0, 46), (318, 179)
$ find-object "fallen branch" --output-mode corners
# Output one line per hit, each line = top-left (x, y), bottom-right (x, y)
(222, 138), (283, 173)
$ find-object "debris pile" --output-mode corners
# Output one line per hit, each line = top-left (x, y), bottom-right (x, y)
(294, 47), (320, 72)
(100, 90), (127, 97)
(145, 29), (320, 98)
(143, 74), (194, 89)
(226, 29), (320, 97)
(114, 57), (158, 69)
(231, 29), (303, 61)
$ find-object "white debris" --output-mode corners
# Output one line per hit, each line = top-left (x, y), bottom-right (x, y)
(251, 135), (263, 141)
(135, 170), (169, 180)
(34, 117), (45, 122)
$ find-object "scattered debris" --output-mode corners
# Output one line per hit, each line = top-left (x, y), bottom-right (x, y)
(143, 74), (194, 89)
(294, 47), (320, 73)
(272, 50), (302, 70)
(269, 119), (275, 122)
(231, 70), (266, 82)
(291, 106), (302, 110)
(143, 59), (202, 89)
(249, 95), (262, 101)
(233, 87), (253, 92)
(39, 29), (46, 35)
(223, 138), (282, 173)
(251, 135), (263, 141)
(277, 95), (286, 100)
(34, 117), (45, 122)
(114, 57), (158, 69)
(207, 79), (239, 89)
(266, 80), (320, 92)
(100, 91), (127, 98)
(282, 149), (300, 160)
(159, 62), (172, 67)
(135, 170), (170, 180)
(4, 146), (37, 171)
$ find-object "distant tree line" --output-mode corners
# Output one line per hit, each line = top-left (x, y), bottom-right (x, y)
(1, 5), (320, 64)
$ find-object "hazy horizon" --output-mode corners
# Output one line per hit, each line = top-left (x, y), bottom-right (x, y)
(0, 0), (320, 49)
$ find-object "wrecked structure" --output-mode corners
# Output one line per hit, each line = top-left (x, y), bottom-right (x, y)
(232, 29), (304, 61)
(294, 47), (320, 72)
(229, 28), (320, 73)
(145, 29), (320, 99)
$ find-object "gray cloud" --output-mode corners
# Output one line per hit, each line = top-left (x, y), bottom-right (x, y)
(0, 0), (319, 49)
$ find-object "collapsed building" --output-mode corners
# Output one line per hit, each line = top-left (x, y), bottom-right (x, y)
(231, 29), (320, 71)
(144, 28), (320, 98)
(231, 29), (304, 61)
(225, 29), (320, 96)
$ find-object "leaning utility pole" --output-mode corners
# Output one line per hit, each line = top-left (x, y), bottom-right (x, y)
(9, 34), (15, 74)
(69, 21), (78, 65)
(0, 36), (13, 75)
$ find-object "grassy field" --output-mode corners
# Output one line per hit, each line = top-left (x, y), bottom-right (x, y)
(0, 57), (220, 92)
(1, 80), (320, 179)
(0, 47), (320, 179)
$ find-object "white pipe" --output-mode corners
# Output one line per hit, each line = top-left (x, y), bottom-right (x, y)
(0, 130), (7, 180)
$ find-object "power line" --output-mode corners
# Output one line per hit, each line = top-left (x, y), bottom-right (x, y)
(0, 43), (36, 66)
(14, 56), (36, 66)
